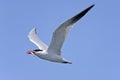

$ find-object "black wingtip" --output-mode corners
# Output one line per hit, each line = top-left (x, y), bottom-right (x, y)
(82, 4), (95, 14)
(89, 4), (95, 9)
(70, 4), (95, 24)
(91, 4), (95, 7)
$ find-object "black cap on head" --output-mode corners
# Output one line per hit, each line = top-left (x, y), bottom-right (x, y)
(34, 49), (43, 51)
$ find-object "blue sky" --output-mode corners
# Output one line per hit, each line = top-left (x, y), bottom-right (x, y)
(0, 0), (120, 80)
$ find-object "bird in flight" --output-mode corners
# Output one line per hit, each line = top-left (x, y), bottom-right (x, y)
(27, 4), (94, 64)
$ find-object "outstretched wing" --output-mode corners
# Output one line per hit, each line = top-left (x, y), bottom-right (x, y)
(48, 4), (94, 55)
(28, 28), (48, 51)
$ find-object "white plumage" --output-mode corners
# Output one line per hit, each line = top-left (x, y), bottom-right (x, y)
(27, 4), (94, 64)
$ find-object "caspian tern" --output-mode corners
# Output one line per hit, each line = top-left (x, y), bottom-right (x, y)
(27, 4), (94, 64)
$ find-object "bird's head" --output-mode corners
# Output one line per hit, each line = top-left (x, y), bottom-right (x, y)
(27, 49), (43, 54)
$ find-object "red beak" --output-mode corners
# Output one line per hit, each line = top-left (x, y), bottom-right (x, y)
(27, 50), (35, 54)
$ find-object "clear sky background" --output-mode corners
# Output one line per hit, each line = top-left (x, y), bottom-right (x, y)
(0, 0), (120, 80)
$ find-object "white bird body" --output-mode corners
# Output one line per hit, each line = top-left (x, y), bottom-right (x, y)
(27, 4), (94, 64)
(35, 52), (71, 63)
(28, 44), (72, 63)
